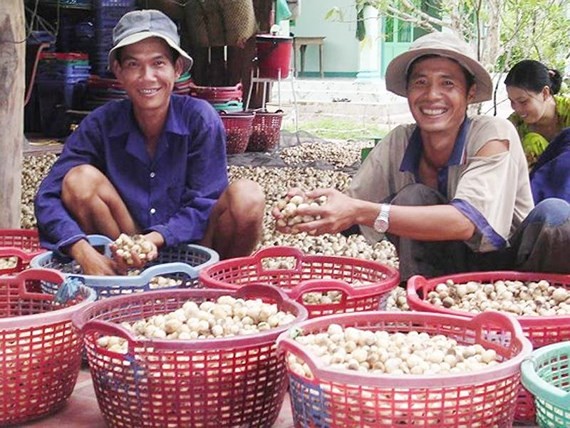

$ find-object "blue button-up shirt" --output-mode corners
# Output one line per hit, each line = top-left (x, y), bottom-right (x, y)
(35, 95), (229, 252)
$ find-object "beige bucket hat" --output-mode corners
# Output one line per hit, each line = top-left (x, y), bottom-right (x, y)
(385, 31), (493, 104)
(108, 9), (193, 72)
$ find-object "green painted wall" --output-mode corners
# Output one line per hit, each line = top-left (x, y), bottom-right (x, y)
(291, 0), (360, 76)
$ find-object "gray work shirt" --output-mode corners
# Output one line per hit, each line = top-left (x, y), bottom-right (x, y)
(348, 115), (534, 252)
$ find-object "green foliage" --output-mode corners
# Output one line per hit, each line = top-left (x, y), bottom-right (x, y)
(328, 0), (570, 74)
(498, 0), (569, 71)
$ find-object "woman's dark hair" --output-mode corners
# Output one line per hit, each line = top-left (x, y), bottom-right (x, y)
(406, 54), (476, 93)
(504, 59), (562, 95)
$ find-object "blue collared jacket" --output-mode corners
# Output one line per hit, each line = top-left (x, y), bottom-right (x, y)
(34, 95), (228, 252)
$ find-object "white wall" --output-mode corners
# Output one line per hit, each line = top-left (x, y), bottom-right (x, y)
(292, 0), (360, 75)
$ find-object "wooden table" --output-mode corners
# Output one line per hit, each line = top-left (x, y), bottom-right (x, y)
(293, 36), (325, 78)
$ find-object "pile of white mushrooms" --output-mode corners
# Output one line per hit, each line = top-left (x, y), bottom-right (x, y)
(96, 295), (297, 353)
(287, 324), (499, 378)
(427, 279), (570, 316)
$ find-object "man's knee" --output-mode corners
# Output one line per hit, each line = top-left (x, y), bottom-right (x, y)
(62, 165), (105, 202)
(528, 198), (570, 226)
(391, 183), (447, 206)
(226, 179), (265, 217)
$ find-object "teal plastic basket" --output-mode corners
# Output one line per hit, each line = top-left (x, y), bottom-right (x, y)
(522, 341), (570, 427)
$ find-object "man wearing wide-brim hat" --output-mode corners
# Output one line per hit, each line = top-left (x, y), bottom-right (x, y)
(35, 9), (265, 275)
(274, 31), (570, 280)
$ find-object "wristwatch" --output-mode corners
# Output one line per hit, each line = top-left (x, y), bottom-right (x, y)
(373, 203), (391, 233)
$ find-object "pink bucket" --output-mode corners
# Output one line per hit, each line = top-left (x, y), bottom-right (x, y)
(255, 35), (292, 79)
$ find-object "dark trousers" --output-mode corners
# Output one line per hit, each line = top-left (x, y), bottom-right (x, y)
(386, 184), (570, 281)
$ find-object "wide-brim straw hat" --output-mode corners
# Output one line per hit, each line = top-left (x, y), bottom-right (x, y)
(385, 31), (492, 104)
(108, 9), (193, 73)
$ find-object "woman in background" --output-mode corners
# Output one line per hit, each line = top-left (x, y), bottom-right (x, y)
(505, 60), (570, 202)
(505, 59), (570, 167)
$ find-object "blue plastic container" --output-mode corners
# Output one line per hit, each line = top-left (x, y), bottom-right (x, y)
(30, 235), (220, 299)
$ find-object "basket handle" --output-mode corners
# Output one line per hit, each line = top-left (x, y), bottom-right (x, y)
(15, 268), (66, 298)
(139, 262), (199, 283)
(235, 283), (289, 305)
(81, 319), (131, 338)
(81, 319), (142, 355)
(472, 310), (524, 351)
(277, 335), (323, 379)
(406, 275), (429, 310)
(252, 246), (304, 273)
(86, 234), (113, 256)
(0, 247), (32, 259)
(288, 279), (353, 304)
(0, 247), (32, 271)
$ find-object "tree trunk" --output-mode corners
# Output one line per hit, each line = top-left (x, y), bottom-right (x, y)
(0, 1), (25, 228)
(481, 0), (501, 70)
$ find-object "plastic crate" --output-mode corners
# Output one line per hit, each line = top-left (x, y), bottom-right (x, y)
(30, 235), (219, 298)
(0, 229), (44, 275)
(0, 269), (96, 425)
(247, 110), (283, 152)
(92, 0), (136, 7)
(71, 284), (308, 427)
(522, 341), (570, 428)
(199, 246), (400, 318)
(407, 271), (570, 423)
(39, 0), (92, 9)
(219, 111), (256, 154)
(0, 228), (42, 253)
(39, 52), (89, 62)
(277, 310), (532, 428)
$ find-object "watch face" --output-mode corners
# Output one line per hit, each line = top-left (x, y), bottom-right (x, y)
(374, 218), (389, 233)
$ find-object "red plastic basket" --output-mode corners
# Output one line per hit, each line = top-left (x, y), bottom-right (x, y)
(277, 310), (532, 428)
(0, 269), (96, 426)
(199, 246), (400, 318)
(72, 285), (308, 428)
(407, 271), (570, 423)
(407, 272), (570, 350)
(0, 229), (45, 274)
(189, 81), (243, 103)
(247, 110), (283, 152)
(219, 111), (256, 154)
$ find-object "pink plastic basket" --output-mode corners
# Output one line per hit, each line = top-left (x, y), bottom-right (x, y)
(0, 269), (96, 425)
(199, 246), (400, 319)
(72, 285), (308, 427)
(0, 229), (45, 274)
(189, 81), (243, 103)
(407, 271), (570, 423)
(219, 111), (256, 154)
(277, 311), (532, 428)
(247, 110), (283, 152)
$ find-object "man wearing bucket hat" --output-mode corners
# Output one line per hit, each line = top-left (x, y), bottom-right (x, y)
(274, 31), (570, 280)
(35, 9), (265, 275)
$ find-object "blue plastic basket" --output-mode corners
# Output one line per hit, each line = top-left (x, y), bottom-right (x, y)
(522, 341), (570, 428)
(92, 0), (136, 7)
(30, 235), (219, 299)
